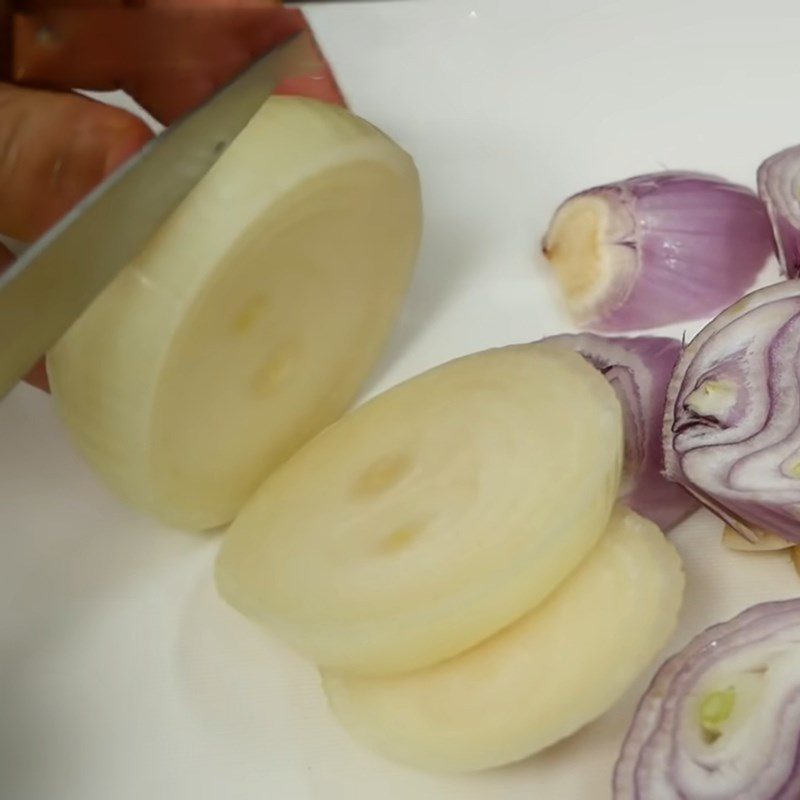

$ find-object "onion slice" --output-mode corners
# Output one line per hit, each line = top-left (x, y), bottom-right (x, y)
(215, 344), (624, 676)
(757, 145), (800, 278)
(542, 172), (773, 331)
(323, 506), (683, 772)
(48, 98), (422, 530)
(663, 281), (800, 543)
(614, 599), (800, 800)
(545, 333), (697, 531)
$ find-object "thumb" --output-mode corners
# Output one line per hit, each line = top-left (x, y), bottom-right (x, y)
(0, 83), (152, 241)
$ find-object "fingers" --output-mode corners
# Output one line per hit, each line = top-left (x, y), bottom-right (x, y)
(24, 357), (48, 391)
(124, 7), (306, 123)
(13, 4), (307, 124)
(0, 83), (152, 241)
(272, 30), (346, 107)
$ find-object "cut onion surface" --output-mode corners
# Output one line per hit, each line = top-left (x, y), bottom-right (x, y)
(663, 281), (800, 544)
(323, 506), (683, 772)
(48, 97), (422, 530)
(614, 599), (800, 799)
(215, 344), (623, 676)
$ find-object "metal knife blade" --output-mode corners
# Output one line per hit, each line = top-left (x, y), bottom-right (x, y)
(0, 30), (314, 399)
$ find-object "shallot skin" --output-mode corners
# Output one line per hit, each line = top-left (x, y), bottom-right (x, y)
(543, 172), (773, 331)
(544, 333), (697, 530)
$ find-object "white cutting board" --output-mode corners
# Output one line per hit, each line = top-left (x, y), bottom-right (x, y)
(3, 1), (800, 797)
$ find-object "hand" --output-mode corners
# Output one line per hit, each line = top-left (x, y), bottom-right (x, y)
(1, 0), (319, 240)
(0, 1), (342, 390)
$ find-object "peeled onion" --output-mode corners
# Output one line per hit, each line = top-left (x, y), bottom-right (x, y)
(215, 344), (623, 676)
(324, 506), (683, 772)
(48, 97), (422, 530)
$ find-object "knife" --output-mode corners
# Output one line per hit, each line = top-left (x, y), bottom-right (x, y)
(0, 30), (315, 399)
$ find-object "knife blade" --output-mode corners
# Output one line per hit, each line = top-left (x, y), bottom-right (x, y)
(0, 30), (315, 399)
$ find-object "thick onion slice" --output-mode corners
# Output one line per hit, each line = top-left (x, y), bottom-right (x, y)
(48, 97), (422, 530)
(663, 281), (800, 543)
(757, 145), (800, 279)
(545, 333), (697, 530)
(614, 599), (800, 800)
(216, 345), (623, 676)
(542, 172), (773, 331)
(323, 506), (683, 772)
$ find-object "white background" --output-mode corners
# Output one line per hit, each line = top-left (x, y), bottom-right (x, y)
(3, 0), (800, 797)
